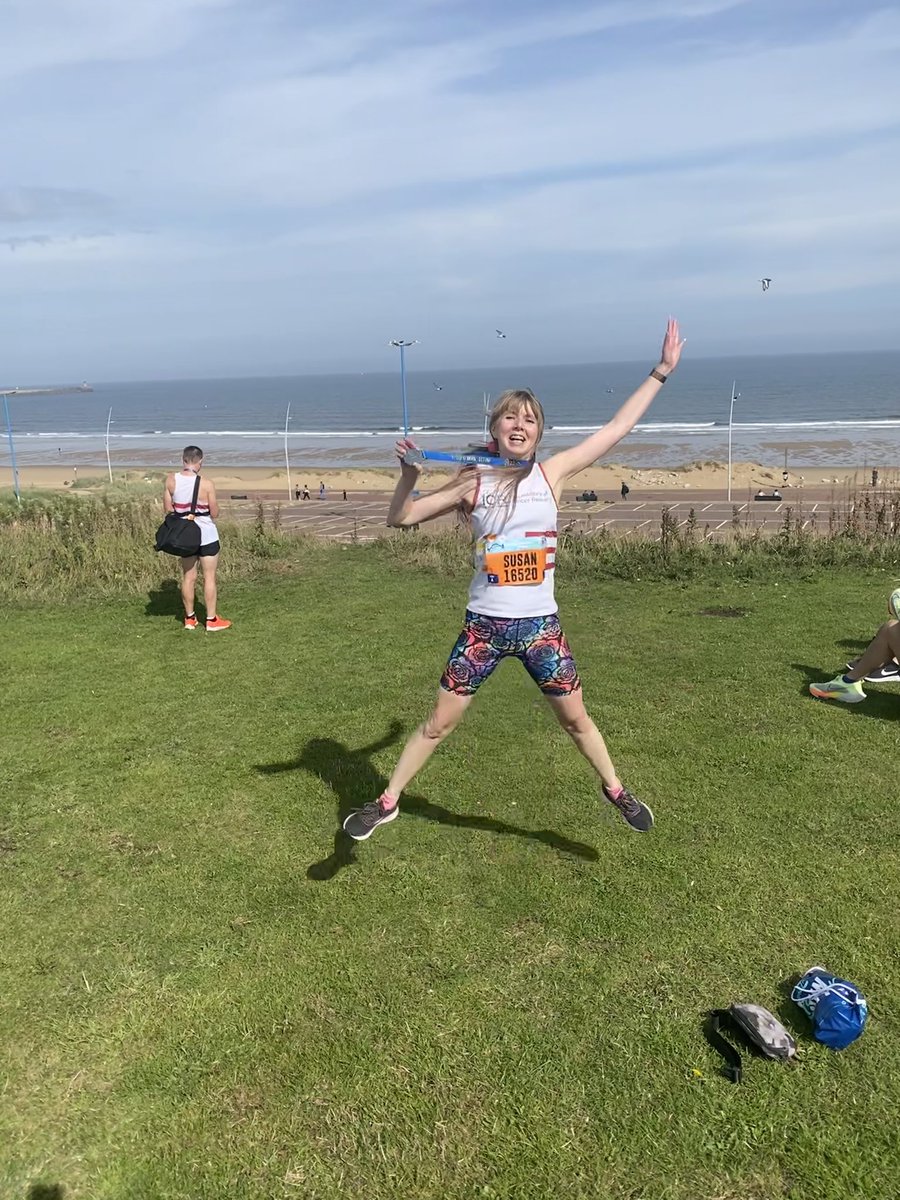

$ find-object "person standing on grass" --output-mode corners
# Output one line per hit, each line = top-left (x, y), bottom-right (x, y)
(343, 318), (685, 842)
(163, 446), (232, 632)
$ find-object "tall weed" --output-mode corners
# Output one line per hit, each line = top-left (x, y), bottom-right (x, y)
(0, 493), (311, 601)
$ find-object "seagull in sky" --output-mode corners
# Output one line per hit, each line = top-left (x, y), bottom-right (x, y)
(432, 382), (443, 391)
(760, 277), (772, 292)
(495, 329), (507, 338)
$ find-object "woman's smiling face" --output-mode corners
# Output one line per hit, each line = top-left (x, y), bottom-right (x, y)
(493, 402), (541, 459)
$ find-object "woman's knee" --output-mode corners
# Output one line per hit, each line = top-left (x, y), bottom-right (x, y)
(553, 703), (595, 738)
(423, 702), (467, 741)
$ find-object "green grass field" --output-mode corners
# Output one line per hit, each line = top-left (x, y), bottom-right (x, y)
(2, 550), (898, 1199)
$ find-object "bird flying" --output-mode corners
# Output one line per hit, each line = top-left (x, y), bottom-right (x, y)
(495, 329), (507, 338)
(760, 278), (772, 292)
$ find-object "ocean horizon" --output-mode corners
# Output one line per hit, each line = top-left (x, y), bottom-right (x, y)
(5, 349), (900, 469)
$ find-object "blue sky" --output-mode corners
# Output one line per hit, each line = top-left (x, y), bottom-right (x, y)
(2, 0), (899, 380)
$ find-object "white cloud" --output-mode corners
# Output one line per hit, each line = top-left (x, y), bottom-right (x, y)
(2, 0), (900, 374)
(174, 8), (898, 210)
(0, 0), (230, 79)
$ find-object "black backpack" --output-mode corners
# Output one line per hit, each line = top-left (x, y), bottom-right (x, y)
(155, 474), (203, 557)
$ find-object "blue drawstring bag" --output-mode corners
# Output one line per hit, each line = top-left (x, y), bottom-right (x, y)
(791, 966), (868, 1050)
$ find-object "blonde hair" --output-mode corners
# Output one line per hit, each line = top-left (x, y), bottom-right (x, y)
(485, 388), (544, 521)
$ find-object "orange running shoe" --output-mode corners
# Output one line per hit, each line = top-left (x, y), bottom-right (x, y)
(206, 616), (232, 632)
(184, 615), (199, 630)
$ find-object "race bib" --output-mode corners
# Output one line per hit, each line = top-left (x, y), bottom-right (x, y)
(482, 538), (547, 586)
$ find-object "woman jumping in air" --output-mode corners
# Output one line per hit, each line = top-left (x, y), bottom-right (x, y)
(343, 318), (685, 841)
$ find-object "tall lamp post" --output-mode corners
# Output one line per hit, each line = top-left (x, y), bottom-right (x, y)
(726, 380), (740, 503)
(389, 339), (419, 436)
(2, 384), (88, 502)
(283, 402), (293, 501)
(105, 407), (114, 483)
(1, 390), (21, 501)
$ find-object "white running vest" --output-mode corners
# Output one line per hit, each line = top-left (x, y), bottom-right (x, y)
(171, 471), (218, 546)
(466, 463), (558, 617)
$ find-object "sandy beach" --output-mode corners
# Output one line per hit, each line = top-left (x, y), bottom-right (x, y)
(2, 460), (887, 497)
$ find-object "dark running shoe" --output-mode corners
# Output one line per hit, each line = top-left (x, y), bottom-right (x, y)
(845, 660), (900, 684)
(343, 797), (399, 841)
(603, 784), (654, 832)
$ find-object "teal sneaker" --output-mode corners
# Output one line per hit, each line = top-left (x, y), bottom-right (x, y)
(809, 675), (866, 703)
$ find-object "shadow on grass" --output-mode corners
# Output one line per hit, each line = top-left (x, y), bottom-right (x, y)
(256, 721), (599, 882)
(28, 1185), (65, 1199)
(775, 972), (811, 1038)
(144, 577), (183, 620)
(792, 662), (900, 721)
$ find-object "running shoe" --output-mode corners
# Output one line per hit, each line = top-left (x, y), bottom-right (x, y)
(845, 660), (900, 684)
(184, 615), (199, 630)
(603, 784), (654, 832)
(809, 675), (866, 703)
(343, 796), (399, 841)
(206, 616), (232, 632)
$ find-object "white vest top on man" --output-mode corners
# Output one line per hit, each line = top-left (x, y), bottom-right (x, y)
(171, 471), (219, 547)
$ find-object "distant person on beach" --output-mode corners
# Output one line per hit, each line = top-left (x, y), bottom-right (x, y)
(163, 445), (231, 632)
(302, 485), (310, 500)
(810, 594), (900, 701)
(620, 481), (630, 499)
(872, 469), (879, 488)
(342, 489), (347, 501)
(319, 481), (326, 500)
(341, 318), (685, 843)
(294, 485), (301, 500)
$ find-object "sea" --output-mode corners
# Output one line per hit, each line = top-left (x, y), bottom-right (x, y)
(4, 350), (900, 471)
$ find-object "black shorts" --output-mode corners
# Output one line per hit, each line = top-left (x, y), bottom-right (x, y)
(197, 541), (221, 557)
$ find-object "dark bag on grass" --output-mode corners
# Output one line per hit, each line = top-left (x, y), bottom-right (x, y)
(155, 474), (202, 557)
(707, 1004), (797, 1083)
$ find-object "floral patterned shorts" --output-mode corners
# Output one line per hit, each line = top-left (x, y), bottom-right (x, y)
(440, 610), (581, 697)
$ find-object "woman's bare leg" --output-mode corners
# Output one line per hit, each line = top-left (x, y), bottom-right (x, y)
(543, 690), (619, 791)
(386, 689), (474, 798)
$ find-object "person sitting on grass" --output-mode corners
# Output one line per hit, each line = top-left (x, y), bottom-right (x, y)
(810, 599), (900, 703)
(342, 318), (685, 843)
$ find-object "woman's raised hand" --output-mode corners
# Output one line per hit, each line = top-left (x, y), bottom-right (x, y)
(659, 317), (686, 375)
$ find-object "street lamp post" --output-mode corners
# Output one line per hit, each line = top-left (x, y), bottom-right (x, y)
(389, 339), (419, 436)
(2, 383), (95, 502)
(105, 407), (114, 483)
(283, 402), (293, 501)
(2, 391), (21, 501)
(727, 380), (740, 503)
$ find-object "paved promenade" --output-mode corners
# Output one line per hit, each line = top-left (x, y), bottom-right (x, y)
(219, 483), (870, 542)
